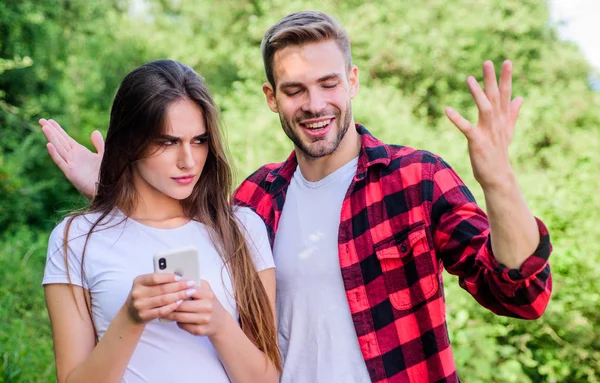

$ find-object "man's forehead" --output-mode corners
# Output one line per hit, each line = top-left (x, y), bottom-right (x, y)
(272, 40), (347, 85)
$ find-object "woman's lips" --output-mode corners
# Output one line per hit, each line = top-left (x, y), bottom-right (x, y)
(172, 175), (195, 185)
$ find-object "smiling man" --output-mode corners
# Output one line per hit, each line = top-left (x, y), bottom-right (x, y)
(233, 11), (553, 383)
(265, 38), (357, 166)
(40, 10), (552, 383)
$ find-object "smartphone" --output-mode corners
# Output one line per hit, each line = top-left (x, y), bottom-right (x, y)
(153, 246), (201, 323)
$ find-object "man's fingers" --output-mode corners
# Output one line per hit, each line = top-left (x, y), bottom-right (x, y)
(509, 97), (524, 128)
(445, 107), (475, 139)
(46, 143), (70, 174)
(40, 121), (54, 144)
(48, 119), (76, 148)
(467, 76), (494, 124)
(41, 125), (70, 162)
(90, 130), (105, 155)
(45, 120), (71, 152)
(40, 119), (75, 158)
(499, 60), (513, 115)
(40, 120), (60, 147)
(482, 61), (500, 107)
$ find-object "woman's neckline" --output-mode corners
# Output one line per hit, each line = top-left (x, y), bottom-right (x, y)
(115, 208), (198, 231)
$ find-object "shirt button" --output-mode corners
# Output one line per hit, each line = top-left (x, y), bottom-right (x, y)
(400, 244), (407, 252)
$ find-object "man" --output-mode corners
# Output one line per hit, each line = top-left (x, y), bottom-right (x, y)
(40, 10), (552, 383)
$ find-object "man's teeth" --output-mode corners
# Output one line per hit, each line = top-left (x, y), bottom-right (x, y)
(305, 119), (331, 129)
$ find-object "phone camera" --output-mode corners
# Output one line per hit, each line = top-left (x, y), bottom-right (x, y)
(158, 258), (167, 270)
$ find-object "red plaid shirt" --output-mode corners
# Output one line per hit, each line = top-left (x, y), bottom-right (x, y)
(233, 125), (552, 382)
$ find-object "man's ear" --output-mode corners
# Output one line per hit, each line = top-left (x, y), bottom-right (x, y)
(348, 65), (359, 99)
(262, 83), (279, 113)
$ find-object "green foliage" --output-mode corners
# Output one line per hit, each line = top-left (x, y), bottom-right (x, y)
(0, 0), (599, 381)
(0, 228), (54, 382)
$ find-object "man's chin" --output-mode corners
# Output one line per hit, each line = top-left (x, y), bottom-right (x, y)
(298, 141), (338, 159)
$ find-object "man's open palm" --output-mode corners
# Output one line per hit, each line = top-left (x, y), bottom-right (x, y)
(445, 60), (523, 189)
(39, 118), (104, 198)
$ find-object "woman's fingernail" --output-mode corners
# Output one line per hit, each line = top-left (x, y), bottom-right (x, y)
(186, 280), (196, 287)
(176, 300), (183, 306)
(174, 275), (181, 281)
(186, 289), (196, 297)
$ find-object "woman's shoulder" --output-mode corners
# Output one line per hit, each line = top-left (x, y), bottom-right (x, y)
(49, 210), (128, 244)
(232, 206), (274, 271)
(232, 206), (267, 234)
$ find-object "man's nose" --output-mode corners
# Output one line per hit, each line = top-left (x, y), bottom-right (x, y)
(301, 90), (327, 114)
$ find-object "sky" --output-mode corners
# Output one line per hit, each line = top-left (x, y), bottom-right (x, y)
(550, 0), (600, 69)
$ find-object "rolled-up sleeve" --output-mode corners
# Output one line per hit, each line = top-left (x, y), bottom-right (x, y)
(429, 157), (552, 319)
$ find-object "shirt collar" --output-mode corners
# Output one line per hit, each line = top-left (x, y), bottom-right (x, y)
(265, 123), (391, 191)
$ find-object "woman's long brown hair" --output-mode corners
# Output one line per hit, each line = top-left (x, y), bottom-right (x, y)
(61, 59), (281, 371)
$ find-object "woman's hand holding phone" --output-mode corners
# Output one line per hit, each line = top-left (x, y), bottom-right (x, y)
(124, 273), (197, 324)
(162, 280), (229, 337)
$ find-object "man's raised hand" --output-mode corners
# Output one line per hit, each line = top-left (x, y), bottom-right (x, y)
(39, 118), (104, 198)
(445, 60), (524, 189)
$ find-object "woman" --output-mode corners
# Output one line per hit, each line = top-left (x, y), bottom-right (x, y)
(42, 59), (281, 383)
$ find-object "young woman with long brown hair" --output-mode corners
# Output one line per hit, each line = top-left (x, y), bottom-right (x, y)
(42, 59), (281, 383)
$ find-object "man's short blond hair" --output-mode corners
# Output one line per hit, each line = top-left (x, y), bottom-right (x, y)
(261, 11), (352, 87)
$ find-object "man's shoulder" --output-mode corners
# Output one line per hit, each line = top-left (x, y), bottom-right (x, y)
(389, 144), (439, 161)
(374, 140), (472, 202)
(242, 162), (285, 186)
(359, 125), (444, 169)
(378, 142), (444, 174)
(233, 162), (285, 207)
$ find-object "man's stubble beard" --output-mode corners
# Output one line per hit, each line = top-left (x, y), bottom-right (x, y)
(279, 102), (353, 159)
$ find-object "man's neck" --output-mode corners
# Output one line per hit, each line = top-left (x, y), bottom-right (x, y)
(296, 123), (361, 182)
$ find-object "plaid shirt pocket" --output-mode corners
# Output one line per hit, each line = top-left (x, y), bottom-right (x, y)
(375, 223), (439, 311)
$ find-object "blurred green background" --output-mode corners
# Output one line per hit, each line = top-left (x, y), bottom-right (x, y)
(1, 0), (599, 382)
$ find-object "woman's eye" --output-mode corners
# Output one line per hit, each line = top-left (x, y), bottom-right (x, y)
(193, 138), (207, 145)
(323, 83), (337, 89)
(162, 140), (176, 146)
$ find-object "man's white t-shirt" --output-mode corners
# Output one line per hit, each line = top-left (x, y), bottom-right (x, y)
(273, 157), (372, 383)
(43, 207), (274, 383)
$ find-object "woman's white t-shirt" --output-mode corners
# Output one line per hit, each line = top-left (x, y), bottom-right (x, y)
(43, 207), (274, 383)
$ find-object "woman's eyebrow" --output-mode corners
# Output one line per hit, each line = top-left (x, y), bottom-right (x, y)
(156, 134), (180, 140)
(156, 133), (207, 141)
